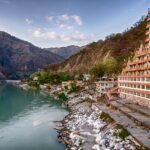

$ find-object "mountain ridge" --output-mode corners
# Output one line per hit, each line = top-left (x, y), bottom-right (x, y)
(46, 16), (146, 75)
(0, 31), (63, 79)
(45, 45), (81, 59)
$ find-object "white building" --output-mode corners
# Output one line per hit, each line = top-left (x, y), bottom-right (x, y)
(95, 77), (117, 96)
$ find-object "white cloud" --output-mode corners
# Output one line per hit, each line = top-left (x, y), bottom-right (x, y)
(32, 28), (87, 42)
(25, 18), (32, 25)
(46, 14), (83, 26)
(59, 14), (70, 21)
(46, 16), (54, 21)
(71, 15), (82, 25)
(32, 14), (85, 45)
(75, 30), (80, 34)
(59, 24), (73, 30)
(32, 28), (42, 37)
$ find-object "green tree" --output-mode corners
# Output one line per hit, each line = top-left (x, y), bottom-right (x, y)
(90, 63), (105, 78)
(38, 71), (52, 84)
(103, 57), (118, 76)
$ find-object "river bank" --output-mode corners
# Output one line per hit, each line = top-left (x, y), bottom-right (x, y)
(57, 95), (143, 150)
(18, 82), (146, 150)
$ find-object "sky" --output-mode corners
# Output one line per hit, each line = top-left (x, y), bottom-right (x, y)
(0, 0), (150, 48)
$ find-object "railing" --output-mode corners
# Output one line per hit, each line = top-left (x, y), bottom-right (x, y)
(119, 86), (150, 94)
(146, 23), (150, 28)
(128, 59), (150, 65)
(123, 66), (150, 72)
(118, 81), (150, 85)
(118, 75), (150, 78)
(136, 50), (150, 57)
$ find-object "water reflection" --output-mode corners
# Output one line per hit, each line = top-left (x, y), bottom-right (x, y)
(0, 84), (68, 150)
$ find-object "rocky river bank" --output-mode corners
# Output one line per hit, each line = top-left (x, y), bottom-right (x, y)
(56, 94), (142, 150)
(18, 82), (145, 150)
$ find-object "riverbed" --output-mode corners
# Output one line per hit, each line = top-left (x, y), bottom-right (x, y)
(0, 84), (68, 150)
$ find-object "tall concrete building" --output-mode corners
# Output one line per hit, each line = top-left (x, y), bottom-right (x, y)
(118, 9), (150, 107)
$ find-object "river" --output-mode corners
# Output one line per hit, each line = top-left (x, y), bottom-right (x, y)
(0, 84), (68, 150)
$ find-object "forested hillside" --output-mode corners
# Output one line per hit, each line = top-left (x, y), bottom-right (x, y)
(47, 16), (146, 76)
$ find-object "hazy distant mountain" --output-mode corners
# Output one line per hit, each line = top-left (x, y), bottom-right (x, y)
(0, 31), (63, 79)
(45, 45), (81, 59)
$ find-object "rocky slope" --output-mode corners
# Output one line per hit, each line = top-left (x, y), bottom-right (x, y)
(0, 31), (63, 79)
(47, 17), (146, 74)
(45, 45), (81, 59)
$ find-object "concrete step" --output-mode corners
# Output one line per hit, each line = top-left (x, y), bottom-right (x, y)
(110, 101), (150, 130)
(117, 99), (150, 118)
(93, 103), (150, 149)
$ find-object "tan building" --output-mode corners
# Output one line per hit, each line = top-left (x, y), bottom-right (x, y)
(118, 9), (150, 107)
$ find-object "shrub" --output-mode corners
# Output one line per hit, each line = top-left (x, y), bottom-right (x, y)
(69, 83), (79, 93)
(38, 71), (52, 84)
(100, 112), (114, 123)
(59, 72), (73, 81)
(115, 124), (130, 140)
(28, 80), (40, 89)
(58, 92), (68, 102)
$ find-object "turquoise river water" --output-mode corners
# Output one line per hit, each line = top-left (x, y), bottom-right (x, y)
(0, 84), (68, 150)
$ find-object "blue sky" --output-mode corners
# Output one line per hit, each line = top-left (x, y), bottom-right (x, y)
(0, 0), (150, 48)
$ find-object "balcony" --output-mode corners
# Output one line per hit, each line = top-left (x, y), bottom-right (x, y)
(146, 31), (150, 35)
(118, 81), (150, 85)
(119, 87), (150, 94)
(147, 16), (150, 22)
(122, 66), (150, 72)
(145, 37), (150, 42)
(129, 58), (150, 65)
(136, 50), (150, 57)
(146, 23), (150, 29)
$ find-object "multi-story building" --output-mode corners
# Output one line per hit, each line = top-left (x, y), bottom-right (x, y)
(95, 77), (118, 96)
(118, 9), (150, 107)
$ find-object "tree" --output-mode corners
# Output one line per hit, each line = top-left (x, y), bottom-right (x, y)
(90, 63), (105, 78)
(103, 57), (118, 76)
(90, 57), (119, 78)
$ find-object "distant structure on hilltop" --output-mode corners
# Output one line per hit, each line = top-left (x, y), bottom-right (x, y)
(118, 9), (150, 107)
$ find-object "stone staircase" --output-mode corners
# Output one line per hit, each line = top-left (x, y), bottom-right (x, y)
(117, 99), (150, 118)
(110, 100), (150, 130)
(93, 99), (150, 149)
